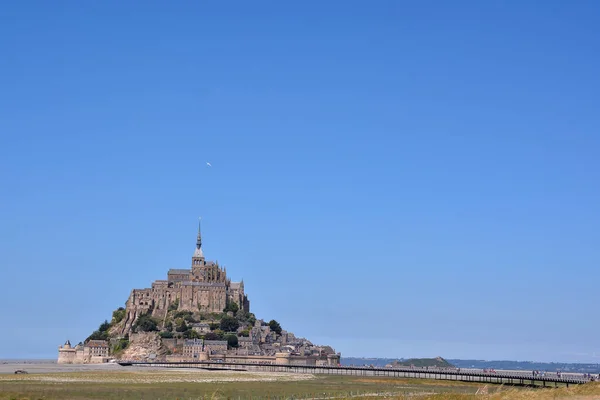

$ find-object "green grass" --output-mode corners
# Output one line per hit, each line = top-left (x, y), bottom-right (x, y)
(1, 370), (598, 400)
(0, 370), (484, 399)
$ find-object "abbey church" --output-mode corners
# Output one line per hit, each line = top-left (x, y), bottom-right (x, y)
(120, 223), (250, 333)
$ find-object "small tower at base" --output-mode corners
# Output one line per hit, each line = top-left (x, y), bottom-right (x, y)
(57, 340), (76, 364)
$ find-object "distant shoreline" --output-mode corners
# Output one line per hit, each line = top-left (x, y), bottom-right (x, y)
(0, 359), (56, 364)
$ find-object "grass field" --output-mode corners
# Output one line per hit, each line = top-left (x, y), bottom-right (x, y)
(1, 369), (599, 399)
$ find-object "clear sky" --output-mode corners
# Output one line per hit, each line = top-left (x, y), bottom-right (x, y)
(1, 1), (599, 363)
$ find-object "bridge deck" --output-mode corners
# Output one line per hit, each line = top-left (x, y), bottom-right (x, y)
(118, 361), (590, 387)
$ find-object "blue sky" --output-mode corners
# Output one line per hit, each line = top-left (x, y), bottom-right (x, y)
(1, 1), (599, 363)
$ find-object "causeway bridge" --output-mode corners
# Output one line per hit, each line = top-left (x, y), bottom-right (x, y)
(118, 361), (592, 387)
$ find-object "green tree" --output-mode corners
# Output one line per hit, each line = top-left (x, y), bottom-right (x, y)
(183, 329), (200, 339)
(220, 315), (240, 332)
(214, 329), (225, 340)
(204, 332), (219, 340)
(174, 310), (195, 322)
(268, 320), (282, 335)
(133, 314), (158, 332)
(238, 329), (250, 337)
(159, 331), (174, 339)
(174, 318), (187, 333)
(112, 308), (126, 324)
(223, 302), (239, 314)
(226, 334), (239, 348)
(86, 330), (108, 342)
(98, 320), (111, 332)
(112, 338), (129, 353)
(210, 312), (223, 320)
(209, 322), (220, 330)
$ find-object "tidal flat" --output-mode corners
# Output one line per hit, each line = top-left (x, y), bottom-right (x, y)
(0, 363), (599, 399)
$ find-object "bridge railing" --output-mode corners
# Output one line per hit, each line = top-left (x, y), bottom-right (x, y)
(117, 360), (591, 384)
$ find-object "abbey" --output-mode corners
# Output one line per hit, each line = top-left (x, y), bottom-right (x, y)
(121, 223), (250, 334)
(59, 221), (340, 366)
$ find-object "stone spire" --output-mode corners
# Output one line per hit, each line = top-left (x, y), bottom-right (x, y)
(196, 218), (202, 248)
(193, 218), (204, 260)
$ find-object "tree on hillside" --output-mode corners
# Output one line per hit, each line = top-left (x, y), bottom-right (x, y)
(226, 334), (239, 349)
(268, 320), (282, 335)
(213, 329), (225, 340)
(175, 318), (188, 333)
(204, 332), (219, 340)
(112, 308), (126, 324)
(112, 338), (129, 353)
(220, 315), (239, 332)
(183, 329), (200, 339)
(174, 310), (195, 322)
(85, 319), (112, 342)
(223, 302), (239, 314)
(133, 314), (158, 332)
(99, 320), (111, 332)
(86, 330), (108, 342)
(235, 310), (256, 326)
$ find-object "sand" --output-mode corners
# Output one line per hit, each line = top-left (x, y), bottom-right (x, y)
(0, 361), (126, 374)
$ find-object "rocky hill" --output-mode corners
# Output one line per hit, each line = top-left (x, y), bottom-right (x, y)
(72, 225), (339, 364)
(85, 303), (293, 361)
(386, 357), (455, 368)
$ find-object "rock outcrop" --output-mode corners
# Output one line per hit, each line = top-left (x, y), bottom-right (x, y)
(119, 332), (167, 361)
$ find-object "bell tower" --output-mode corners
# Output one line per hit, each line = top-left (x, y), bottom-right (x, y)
(192, 218), (205, 270)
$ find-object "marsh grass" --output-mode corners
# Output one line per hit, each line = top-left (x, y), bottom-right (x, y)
(1, 370), (598, 399)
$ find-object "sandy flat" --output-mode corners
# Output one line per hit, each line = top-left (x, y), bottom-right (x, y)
(0, 362), (126, 374)
(0, 362), (316, 384)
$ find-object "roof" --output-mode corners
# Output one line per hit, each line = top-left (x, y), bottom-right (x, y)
(168, 269), (190, 274)
(193, 247), (204, 258)
(87, 340), (109, 348)
(184, 339), (204, 346)
(204, 340), (227, 345)
(183, 282), (226, 287)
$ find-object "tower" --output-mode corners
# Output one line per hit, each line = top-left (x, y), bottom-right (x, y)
(192, 218), (205, 267)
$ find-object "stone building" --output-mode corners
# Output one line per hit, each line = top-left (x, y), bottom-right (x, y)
(57, 340), (76, 364)
(57, 340), (110, 364)
(121, 222), (250, 334)
(191, 322), (211, 334)
(86, 340), (110, 358)
(182, 339), (207, 360)
(203, 340), (228, 354)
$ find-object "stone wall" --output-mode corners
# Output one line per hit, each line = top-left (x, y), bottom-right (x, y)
(57, 348), (76, 364)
